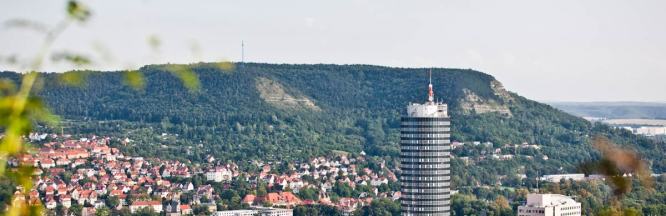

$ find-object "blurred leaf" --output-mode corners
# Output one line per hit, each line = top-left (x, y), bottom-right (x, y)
(148, 35), (161, 51)
(6, 166), (34, 193)
(123, 70), (145, 90)
(58, 71), (89, 87)
(584, 136), (654, 197)
(26, 97), (61, 127)
(0, 76), (52, 166)
(0, 128), (25, 155)
(51, 52), (92, 66)
(67, 0), (91, 22)
(217, 61), (235, 72)
(0, 2), (88, 216)
(31, 76), (46, 93)
(166, 65), (200, 92)
(3, 19), (48, 33)
(0, 55), (18, 66)
(5, 189), (43, 216)
(0, 158), (6, 175)
(92, 41), (115, 63)
(190, 40), (202, 59)
(0, 79), (17, 96)
(6, 201), (27, 216)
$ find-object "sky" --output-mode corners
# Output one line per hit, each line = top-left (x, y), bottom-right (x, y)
(1, 0), (665, 102)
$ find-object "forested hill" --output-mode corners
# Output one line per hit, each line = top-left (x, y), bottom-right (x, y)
(2, 63), (664, 181)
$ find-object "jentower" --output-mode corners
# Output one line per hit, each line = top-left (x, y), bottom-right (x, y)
(400, 70), (451, 216)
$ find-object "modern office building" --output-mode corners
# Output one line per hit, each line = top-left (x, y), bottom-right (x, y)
(401, 71), (451, 215)
(517, 194), (582, 216)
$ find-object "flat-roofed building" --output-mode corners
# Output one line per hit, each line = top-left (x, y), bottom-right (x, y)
(517, 194), (581, 216)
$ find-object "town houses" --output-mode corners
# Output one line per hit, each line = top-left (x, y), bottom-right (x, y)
(8, 134), (401, 215)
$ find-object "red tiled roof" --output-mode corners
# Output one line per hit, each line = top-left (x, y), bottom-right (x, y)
(242, 194), (256, 203)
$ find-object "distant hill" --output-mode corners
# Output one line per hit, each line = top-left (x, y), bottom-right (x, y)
(2, 63), (664, 186)
(549, 102), (666, 119)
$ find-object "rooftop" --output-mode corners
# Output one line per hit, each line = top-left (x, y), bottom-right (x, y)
(525, 193), (579, 207)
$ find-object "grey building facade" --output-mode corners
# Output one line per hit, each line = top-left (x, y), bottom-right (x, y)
(400, 75), (451, 216)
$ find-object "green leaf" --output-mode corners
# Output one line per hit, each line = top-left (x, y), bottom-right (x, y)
(51, 52), (92, 66)
(67, 0), (91, 22)
(124, 70), (146, 90)
(2, 19), (48, 33)
(147, 35), (161, 51)
(166, 65), (200, 92)
(217, 61), (235, 72)
(58, 71), (89, 87)
(0, 79), (17, 96)
(26, 97), (61, 127)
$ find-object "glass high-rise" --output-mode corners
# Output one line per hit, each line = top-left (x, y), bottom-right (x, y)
(400, 72), (450, 216)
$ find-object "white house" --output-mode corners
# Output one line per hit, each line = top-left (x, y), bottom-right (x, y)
(518, 194), (581, 216)
(206, 167), (233, 182)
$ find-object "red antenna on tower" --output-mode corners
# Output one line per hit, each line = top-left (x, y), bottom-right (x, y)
(428, 69), (434, 103)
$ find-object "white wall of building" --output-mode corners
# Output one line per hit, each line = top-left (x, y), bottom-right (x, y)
(517, 194), (581, 216)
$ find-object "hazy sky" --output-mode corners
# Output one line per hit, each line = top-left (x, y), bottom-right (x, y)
(1, 0), (665, 102)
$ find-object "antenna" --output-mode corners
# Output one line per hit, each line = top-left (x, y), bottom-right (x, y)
(429, 69), (432, 85)
(241, 40), (245, 63)
(427, 69), (434, 103)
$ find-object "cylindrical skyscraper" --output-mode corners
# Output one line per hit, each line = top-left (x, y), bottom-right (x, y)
(400, 71), (450, 216)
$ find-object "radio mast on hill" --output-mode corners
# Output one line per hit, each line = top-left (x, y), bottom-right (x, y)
(241, 40), (245, 63)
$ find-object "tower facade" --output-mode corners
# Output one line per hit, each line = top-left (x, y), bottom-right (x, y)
(400, 71), (450, 215)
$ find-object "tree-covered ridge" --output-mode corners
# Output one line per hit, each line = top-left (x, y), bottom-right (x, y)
(2, 63), (664, 177)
